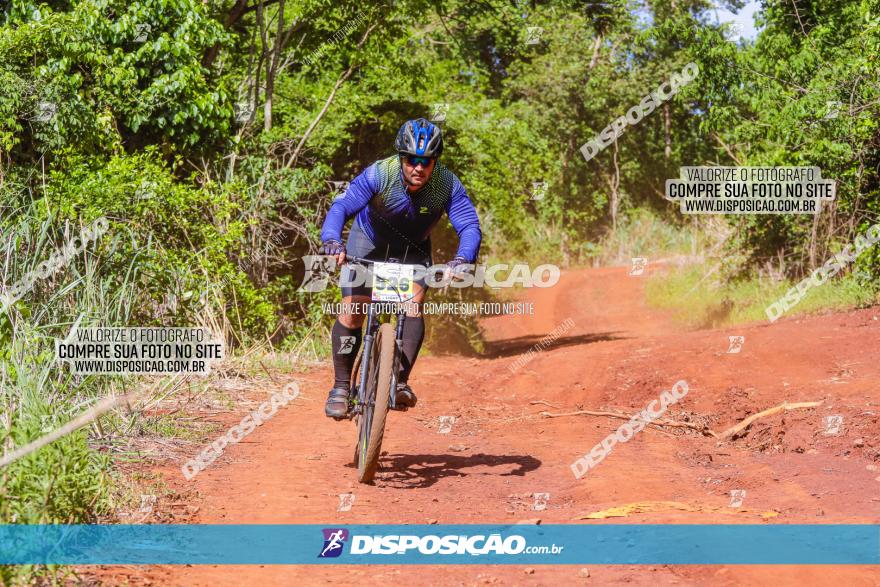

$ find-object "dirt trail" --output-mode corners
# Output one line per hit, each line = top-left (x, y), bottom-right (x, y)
(105, 263), (880, 586)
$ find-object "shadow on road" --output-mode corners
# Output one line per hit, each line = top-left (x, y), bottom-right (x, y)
(375, 452), (542, 489)
(481, 331), (625, 358)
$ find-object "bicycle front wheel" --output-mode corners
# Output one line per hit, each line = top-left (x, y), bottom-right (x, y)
(357, 322), (396, 483)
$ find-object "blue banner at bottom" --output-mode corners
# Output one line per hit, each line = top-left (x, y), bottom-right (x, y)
(0, 524), (878, 565)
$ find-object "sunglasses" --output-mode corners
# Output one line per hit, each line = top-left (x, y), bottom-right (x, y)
(402, 155), (434, 167)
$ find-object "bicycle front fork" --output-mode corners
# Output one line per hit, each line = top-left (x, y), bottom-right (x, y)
(352, 303), (407, 414)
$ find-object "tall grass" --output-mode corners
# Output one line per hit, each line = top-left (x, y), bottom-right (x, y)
(645, 262), (880, 328)
(0, 205), (146, 584)
(595, 208), (705, 267)
(0, 218), (116, 518)
(0, 185), (330, 577)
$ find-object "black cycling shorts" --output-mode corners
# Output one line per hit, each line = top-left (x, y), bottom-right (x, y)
(340, 221), (433, 298)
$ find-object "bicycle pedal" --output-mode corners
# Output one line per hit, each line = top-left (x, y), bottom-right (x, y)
(329, 407), (357, 421)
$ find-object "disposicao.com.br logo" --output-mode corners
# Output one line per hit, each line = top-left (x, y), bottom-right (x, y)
(318, 528), (349, 558)
(319, 528), (563, 558)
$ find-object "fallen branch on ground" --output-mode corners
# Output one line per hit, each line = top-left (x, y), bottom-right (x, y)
(539, 410), (716, 437)
(539, 399), (824, 441)
(717, 400), (823, 440)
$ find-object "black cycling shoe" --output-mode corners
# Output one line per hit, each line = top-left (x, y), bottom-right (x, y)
(324, 387), (350, 419)
(394, 383), (417, 409)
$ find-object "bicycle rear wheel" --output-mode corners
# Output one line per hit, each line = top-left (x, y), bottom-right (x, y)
(356, 322), (395, 483)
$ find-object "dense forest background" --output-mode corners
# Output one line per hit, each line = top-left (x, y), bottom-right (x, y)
(1, 0), (879, 581)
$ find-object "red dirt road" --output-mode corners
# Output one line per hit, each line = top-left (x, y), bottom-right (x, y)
(103, 263), (880, 586)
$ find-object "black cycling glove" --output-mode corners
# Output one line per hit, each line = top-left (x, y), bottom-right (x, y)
(446, 256), (470, 275)
(321, 240), (345, 256)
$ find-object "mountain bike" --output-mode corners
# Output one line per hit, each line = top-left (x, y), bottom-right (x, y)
(344, 255), (428, 483)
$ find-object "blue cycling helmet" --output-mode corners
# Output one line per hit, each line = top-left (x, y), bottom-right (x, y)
(394, 118), (443, 158)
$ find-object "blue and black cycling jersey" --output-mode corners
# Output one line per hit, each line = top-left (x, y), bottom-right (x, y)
(320, 155), (482, 262)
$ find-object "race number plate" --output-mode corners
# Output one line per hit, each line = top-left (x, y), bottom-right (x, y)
(371, 262), (415, 302)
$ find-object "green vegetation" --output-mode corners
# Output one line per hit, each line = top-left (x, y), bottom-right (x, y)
(646, 263), (880, 328)
(139, 414), (220, 440)
(595, 208), (704, 266)
(0, 0), (878, 581)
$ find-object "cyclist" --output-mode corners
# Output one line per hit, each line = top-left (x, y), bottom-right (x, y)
(320, 118), (482, 419)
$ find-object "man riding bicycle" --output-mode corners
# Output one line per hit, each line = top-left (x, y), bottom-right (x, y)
(319, 118), (482, 419)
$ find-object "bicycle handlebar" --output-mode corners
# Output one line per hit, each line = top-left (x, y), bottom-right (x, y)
(344, 255), (379, 266)
(343, 254), (475, 288)
(344, 255), (455, 282)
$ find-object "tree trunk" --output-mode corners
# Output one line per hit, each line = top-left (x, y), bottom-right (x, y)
(263, 0), (287, 132)
(809, 209), (820, 268)
(203, 0), (250, 68)
(264, 77), (273, 132)
(663, 102), (671, 160)
(589, 35), (602, 70)
(608, 140), (621, 231)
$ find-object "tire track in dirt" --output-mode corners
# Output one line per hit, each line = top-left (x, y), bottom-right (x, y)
(101, 263), (880, 586)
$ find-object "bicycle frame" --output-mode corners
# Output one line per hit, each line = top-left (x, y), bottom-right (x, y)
(355, 299), (405, 414)
(347, 255), (414, 416)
